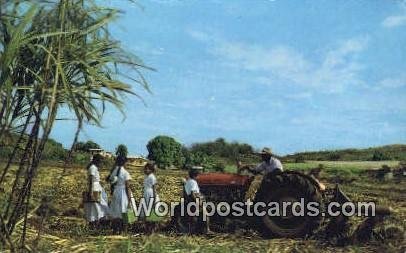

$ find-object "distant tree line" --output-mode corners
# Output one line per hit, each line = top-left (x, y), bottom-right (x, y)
(146, 136), (257, 170)
(189, 137), (254, 158)
(146, 136), (406, 169)
(3, 133), (404, 170)
(0, 134), (67, 162)
(285, 144), (406, 162)
(0, 136), (107, 165)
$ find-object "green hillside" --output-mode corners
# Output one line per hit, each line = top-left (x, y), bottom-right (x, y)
(284, 144), (406, 162)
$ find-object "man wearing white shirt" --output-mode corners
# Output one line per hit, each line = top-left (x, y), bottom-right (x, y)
(239, 147), (283, 175)
(238, 147), (283, 202)
(185, 171), (200, 197)
(253, 147), (283, 175)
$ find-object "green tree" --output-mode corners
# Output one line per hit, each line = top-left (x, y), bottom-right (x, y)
(190, 151), (209, 166)
(294, 155), (305, 163)
(182, 150), (216, 170)
(147, 136), (183, 169)
(115, 144), (128, 159)
(74, 140), (101, 152)
(43, 138), (68, 160)
(213, 162), (226, 172)
(0, 0), (150, 246)
(371, 150), (390, 161)
(327, 152), (341, 161)
(190, 138), (254, 160)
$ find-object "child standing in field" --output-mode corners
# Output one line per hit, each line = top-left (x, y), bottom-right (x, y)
(184, 168), (212, 234)
(140, 162), (159, 219)
(84, 154), (110, 226)
(109, 156), (135, 233)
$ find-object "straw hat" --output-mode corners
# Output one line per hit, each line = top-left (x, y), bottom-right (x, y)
(256, 147), (273, 155)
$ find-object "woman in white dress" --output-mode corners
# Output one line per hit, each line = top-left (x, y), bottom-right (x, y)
(108, 156), (134, 232)
(84, 154), (109, 226)
(139, 162), (159, 219)
(140, 162), (159, 234)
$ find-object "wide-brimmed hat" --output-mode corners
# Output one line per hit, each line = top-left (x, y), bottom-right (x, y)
(256, 147), (273, 155)
(191, 166), (204, 171)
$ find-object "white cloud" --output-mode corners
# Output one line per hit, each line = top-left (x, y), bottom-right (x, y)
(377, 76), (406, 89)
(188, 30), (212, 42)
(323, 37), (367, 67)
(285, 92), (312, 100)
(189, 30), (368, 94)
(310, 37), (367, 93)
(382, 14), (406, 28)
(382, 3), (406, 28)
(213, 43), (311, 75)
(131, 43), (165, 57)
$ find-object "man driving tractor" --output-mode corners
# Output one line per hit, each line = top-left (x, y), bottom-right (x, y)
(238, 147), (283, 175)
(238, 147), (328, 202)
(237, 147), (284, 202)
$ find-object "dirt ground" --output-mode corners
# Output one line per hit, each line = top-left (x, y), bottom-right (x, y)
(1, 161), (405, 252)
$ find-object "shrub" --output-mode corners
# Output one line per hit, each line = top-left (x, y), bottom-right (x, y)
(72, 152), (91, 165)
(327, 152), (341, 161)
(74, 140), (101, 152)
(115, 144), (128, 159)
(294, 155), (305, 163)
(189, 138), (254, 161)
(213, 162), (226, 172)
(371, 151), (390, 161)
(147, 135), (184, 169)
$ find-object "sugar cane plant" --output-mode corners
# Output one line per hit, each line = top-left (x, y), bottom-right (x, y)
(0, 0), (150, 251)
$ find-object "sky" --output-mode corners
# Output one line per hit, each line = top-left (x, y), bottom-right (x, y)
(52, 0), (406, 156)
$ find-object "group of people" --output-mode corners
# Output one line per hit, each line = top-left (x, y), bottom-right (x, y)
(83, 154), (158, 232)
(82, 147), (284, 234)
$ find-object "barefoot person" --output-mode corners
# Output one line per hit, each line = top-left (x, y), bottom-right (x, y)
(109, 156), (134, 233)
(84, 154), (110, 227)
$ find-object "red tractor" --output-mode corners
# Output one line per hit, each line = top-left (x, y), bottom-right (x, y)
(172, 170), (391, 238)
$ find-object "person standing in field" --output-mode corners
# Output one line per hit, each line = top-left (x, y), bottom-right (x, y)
(109, 156), (135, 233)
(139, 162), (159, 219)
(84, 154), (110, 226)
(184, 168), (212, 234)
(184, 169), (201, 200)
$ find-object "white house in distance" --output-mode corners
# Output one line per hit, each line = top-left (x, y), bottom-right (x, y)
(88, 148), (113, 159)
(88, 149), (148, 165)
(127, 155), (149, 167)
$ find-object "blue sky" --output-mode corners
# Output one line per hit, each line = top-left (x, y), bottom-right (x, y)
(52, 0), (406, 155)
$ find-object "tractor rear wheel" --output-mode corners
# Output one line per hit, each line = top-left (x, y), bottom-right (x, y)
(256, 172), (324, 238)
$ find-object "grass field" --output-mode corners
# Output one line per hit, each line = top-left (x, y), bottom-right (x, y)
(1, 160), (405, 252)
